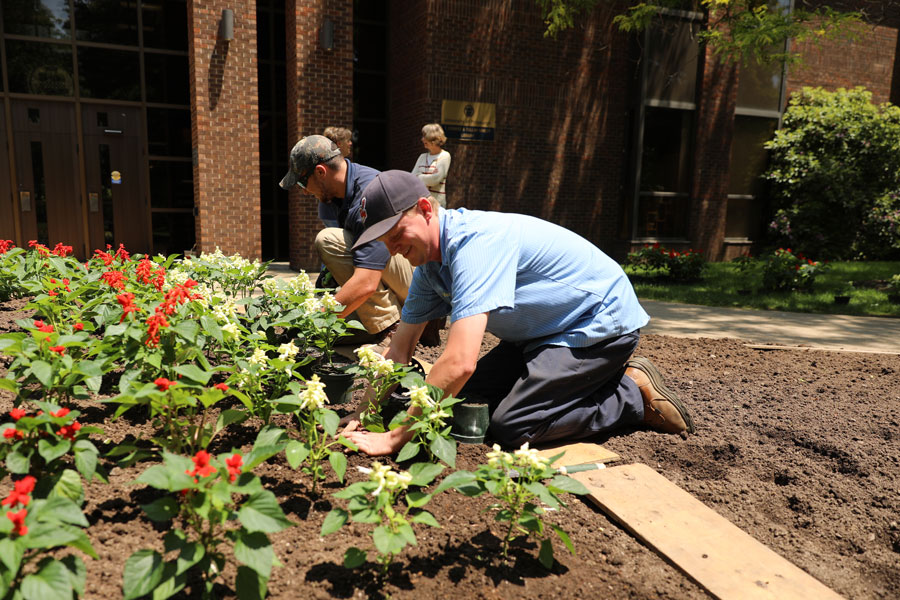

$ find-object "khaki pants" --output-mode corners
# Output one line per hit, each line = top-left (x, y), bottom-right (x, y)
(315, 227), (413, 334)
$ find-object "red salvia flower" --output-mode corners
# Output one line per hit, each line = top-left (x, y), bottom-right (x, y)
(94, 248), (114, 266)
(225, 453), (243, 482)
(0, 240), (15, 254)
(9, 408), (26, 421)
(3, 428), (23, 440)
(2, 476), (36, 508)
(117, 292), (141, 322)
(6, 509), (28, 536)
(51, 408), (70, 418)
(154, 377), (174, 391)
(58, 422), (81, 441)
(49, 345), (65, 355)
(145, 312), (169, 347)
(47, 289), (58, 297)
(100, 269), (127, 290)
(136, 258), (154, 285)
(115, 243), (131, 263)
(153, 268), (166, 291)
(214, 383), (229, 391)
(186, 450), (216, 479)
(73, 322), (84, 331)
(52, 243), (73, 257)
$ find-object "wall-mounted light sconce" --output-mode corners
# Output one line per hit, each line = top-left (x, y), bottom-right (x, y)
(319, 18), (334, 51)
(219, 9), (234, 41)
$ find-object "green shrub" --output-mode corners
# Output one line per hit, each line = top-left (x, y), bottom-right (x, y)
(627, 244), (706, 282)
(764, 86), (900, 260)
(761, 248), (826, 291)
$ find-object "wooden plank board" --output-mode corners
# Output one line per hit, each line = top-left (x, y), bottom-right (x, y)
(534, 442), (620, 468)
(573, 464), (844, 600)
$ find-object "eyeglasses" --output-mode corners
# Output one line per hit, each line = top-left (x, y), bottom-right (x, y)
(296, 168), (313, 189)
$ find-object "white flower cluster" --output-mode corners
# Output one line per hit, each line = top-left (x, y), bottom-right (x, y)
(289, 271), (314, 295)
(355, 346), (395, 378)
(486, 442), (550, 472)
(320, 291), (340, 312)
(221, 321), (240, 340)
(361, 461), (412, 497)
(278, 341), (299, 361)
(261, 278), (288, 298)
(164, 267), (191, 290)
(407, 385), (435, 409)
(200, 247), (261, 273)
(301, 297), (322, 314)
(212, 297), (238, 323)
(299, 374), (328, 411)
(248, 347), (268, 368)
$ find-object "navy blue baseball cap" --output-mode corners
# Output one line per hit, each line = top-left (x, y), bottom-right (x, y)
(351, 171), (430, 250)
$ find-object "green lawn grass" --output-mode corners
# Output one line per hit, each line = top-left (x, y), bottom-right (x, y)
(623, 261), (900, 318)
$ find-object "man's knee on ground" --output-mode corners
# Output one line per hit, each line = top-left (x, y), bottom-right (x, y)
(488, 412), (531, 448)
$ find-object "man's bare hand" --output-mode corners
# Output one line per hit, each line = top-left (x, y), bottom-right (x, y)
(343, 429), (404, 457)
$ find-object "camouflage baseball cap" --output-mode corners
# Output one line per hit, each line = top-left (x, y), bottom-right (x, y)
(279, 135), (342, 190)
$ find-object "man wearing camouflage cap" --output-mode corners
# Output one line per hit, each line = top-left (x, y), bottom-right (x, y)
(280, 135), (413, 344)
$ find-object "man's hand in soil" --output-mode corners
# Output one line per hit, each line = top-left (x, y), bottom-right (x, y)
(343, 427), (411, 456)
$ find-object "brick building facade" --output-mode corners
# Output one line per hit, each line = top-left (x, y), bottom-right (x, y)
(1, 1), (898, 267)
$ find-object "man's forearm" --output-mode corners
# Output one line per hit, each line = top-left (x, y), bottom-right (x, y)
(333, 267), (382, 319)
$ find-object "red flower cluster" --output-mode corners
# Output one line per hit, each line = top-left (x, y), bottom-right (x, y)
(100, 269), (128, 290)
(114, 243), (131, 263)
(225, 453), (243, 482)
(9, 408), (26, 421)
(58, 421), (82, 440)
(3, 428), (23, 440)
(186, 450), (216, 481)
(2, 476), (35, 509)
(117, 292), (141, 322)
(158, 280), (203, 316)
(94, 247), (114, 266)
(49, 345), (65, 355)
(28, 240), (50, 257)
(0, 240), (15, 254)
(33, 320), (54, 333)
(154, 377), (174, 391)
(51, 408), (70, 418)
(145, 312), (169, 347)
(6, 509), (27, 537)
(136, 258), (167, 291)
(74, 322), (84, 331)
(214, 383), (229, 392)
(52, 243), (73, 257)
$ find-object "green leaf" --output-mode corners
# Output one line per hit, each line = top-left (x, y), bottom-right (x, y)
(284, 440), (309, 470)
(396, 440), (420, 463)
(234, 531), (275, 579)
(234, 566), (266, 600)
(372, 525), (394, 555)
(49, 469), (84, 505)
(328, 451), (347, 483)
(215, 409), (248, 434)
(23, 523), (80, 551)
(320, 509), (348, 536)
(149, 562), (185, 600)
(30, 361), (52, 388)
(172, 363), (210, 385)
(410, 510), (440, 528)
(73, 441), (98, 480)
(551, 524), (576, 555)
(429, 433), (456, 467)
(21, 558), (72, 600)
(174, 541), (204, 576)
(0, 538), (23, 573)
(547, 474), (589, 496)
(433, 469), (478, 495)
(200, 316), (224, 344)
(0, 379), (18, 393)
(123, 549), (165, 600)
(238, 490), (293, 533)
(524, 481), (559, 509)
(320, 409), (340, 437)
(405, 491), (432, 508)
(172, 320), (199, 343)
(538, 539), (555, 569)
(142, 496), (179, 522)
(33, 496), (88, 527)
(6, 449), (31, 475)
(407, 462), (444, 487)
(133, 465), (171, 490)
(60, 554), (86, 597)
(38, 437), (71, 464)
(343, 547), (367, 569)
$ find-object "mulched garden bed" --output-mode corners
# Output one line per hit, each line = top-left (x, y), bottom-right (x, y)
(1, 300), (898, 599)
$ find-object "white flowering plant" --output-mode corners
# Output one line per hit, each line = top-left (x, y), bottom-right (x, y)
(180, 247), (269, 299)
(346, 347), (425, 433)
(270, 377), (357, 494)
(304, 293), (364, 368)
(392, 383), (462, 468)
(434, 443), (589, 568)
(320, 461), (443, 574)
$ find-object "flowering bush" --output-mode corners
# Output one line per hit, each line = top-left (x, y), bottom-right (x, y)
(271, 375), (357, 493)
(182, 246), (269, 299)
(0, 241), (25, 301)
(436, 443), (588, 568)
(125, 448), (292, 599)
(392, 384), (462, 467)
(348, 346), (424, 433)
(626, 244), (706, 282)
(321, 461), (443, 574)
(761, 248), (827, 291)
(764, 86), (900, 260)
(0, 474), (97, 599)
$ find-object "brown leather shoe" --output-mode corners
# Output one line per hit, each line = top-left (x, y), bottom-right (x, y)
(625, 356), (694, 435)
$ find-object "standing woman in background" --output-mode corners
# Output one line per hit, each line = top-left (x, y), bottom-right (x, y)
(411, 123), (451, 207)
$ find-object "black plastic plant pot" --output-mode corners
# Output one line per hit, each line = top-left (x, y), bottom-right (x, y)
(450, 402), (490, 444)
(314, 357), (356, 405)
(833, 295), (851, 305)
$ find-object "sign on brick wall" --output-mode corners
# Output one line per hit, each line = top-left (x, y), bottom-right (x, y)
(441, 100), (495, 141)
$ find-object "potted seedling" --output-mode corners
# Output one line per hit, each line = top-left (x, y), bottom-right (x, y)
(305, 293), (364, 404)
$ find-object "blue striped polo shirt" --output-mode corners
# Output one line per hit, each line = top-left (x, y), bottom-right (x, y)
(402, 208), (650, 351)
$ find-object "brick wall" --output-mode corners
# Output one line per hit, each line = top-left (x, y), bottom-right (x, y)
(188, 0), (261, 259)
(286, 1), (353, 271)
(388, 0), (635, 258)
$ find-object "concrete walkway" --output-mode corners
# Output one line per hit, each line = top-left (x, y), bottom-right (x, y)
(641, 299), (900, 354)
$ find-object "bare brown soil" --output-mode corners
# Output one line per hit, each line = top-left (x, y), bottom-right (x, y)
(1, 299), (899, 599)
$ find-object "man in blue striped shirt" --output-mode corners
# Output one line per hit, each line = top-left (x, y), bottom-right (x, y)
(342, 171), (694, 456)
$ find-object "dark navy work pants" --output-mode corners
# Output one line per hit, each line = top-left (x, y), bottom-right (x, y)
(459, 331), (644, 448)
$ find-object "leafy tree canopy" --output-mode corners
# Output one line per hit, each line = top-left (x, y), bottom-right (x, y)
(536, 0), (868, 64)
